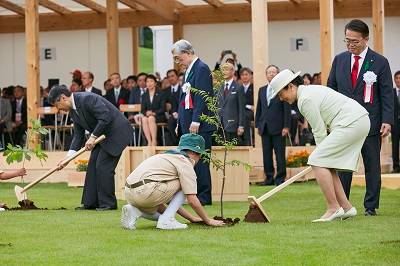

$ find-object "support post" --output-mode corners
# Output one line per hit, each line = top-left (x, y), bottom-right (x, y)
(131, 26), (139, 74)
(251, 0), (268, 148)
(372, 0), (384, 54)
(319, 0), (334, 85)
(25, 0), (40, 133)
(106, 0), (119, 76)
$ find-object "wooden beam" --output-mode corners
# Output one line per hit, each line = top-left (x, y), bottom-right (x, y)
(39, 0), (73, 15)
(251, 0), (268, 148)
(72, 0), (106, 13)
(0, 0), (25, 16)
(372, 0), (384, 54)
(25, 0), (40, 128)
(131, 0), (177, 21)
(131, 27), (139, 74)
(319, 0), (334, 86)
(290, 0), (302, 4)
(173, 21), (183, 71)
(107, 0), (119, 76)
(202, 0), (224, 8)
(1, 1), (400, 33)
(119, 0), (139, 10)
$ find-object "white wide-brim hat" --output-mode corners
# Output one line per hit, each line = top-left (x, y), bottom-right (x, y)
(270, 69), (302, 99)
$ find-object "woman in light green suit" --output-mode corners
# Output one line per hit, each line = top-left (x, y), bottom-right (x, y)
(269, 69), (370, 222)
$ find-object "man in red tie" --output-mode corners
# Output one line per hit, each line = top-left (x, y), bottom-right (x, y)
(327, 19), (393, 216)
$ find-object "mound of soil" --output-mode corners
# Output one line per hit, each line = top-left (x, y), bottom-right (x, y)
(243, 204), (269, 223)
(5, 200), (67, 211)
(213, 216), (240, 226)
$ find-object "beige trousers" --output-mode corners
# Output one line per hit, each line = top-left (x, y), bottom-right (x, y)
(124, 179), (181, 213)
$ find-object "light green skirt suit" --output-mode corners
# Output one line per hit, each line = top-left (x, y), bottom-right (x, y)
(297, 85), (370, 172)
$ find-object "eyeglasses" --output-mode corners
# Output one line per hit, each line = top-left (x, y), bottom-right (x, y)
(343, 38), (363, 45)
(173, 54), (183, 64)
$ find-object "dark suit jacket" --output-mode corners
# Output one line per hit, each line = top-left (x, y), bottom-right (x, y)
(162, 85), (181, 114)
(394, 88), (400, 128)
(90, 87), (102, 96)
(327, 48), (393, 136)
(241, 83), (254, 126)
(69, 92), (133, 157)
(255, 85), (291, 135)
(218, 80), (245, 132)
(178, 58), (215, 133)
(104, 87), (130, 108)
(141, 89), (166, 122)
(128, 87), (142, 105)
(11, 97), (27, 126)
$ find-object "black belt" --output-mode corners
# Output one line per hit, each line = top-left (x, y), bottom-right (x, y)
(125, 179), (158, 189)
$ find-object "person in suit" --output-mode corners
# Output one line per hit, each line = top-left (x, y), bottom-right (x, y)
(82, 71), (102, 96)
(11, 86), (27, 146)
(391, 71), (400, 173)
(273, 69), (370, 222)
(327, 19), (393, 216)
(162, 69), (181, 146)
(0, 96), (12, 148)
(104, 72), (130, 109)
(255, 65), (290, 186)
(218, 62), (245, 142)
(141, 74), (166, 146)
(171, 39), (215, 205)
(49, 85), (133, 211)
(239, 67), (254, 146)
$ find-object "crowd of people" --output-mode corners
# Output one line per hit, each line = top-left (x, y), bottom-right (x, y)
(1, 19), (399, 226)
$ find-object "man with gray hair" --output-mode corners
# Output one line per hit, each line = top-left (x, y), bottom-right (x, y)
(171, 39), (214, 205)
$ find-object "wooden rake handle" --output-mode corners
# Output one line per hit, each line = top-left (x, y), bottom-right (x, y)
(257, 166), (312, 203)
(21, 135), (106, 193)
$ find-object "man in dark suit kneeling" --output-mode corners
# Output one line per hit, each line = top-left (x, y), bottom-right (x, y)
(48, 85), (133, 211)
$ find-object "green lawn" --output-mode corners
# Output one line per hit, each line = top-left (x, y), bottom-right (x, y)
(0, 182), (399, 265)
(139, 47), (153, 74)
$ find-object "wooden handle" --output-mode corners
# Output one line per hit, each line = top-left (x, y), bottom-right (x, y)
(22, 135), (106, 193)
(257, 166), (312, 203)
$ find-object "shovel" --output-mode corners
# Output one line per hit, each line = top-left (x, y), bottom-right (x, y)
(244, 166), (312, 223)
(14, 135), (106, 202)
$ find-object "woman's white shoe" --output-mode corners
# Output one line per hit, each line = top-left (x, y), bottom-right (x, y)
(341, 207), (357, 220)
(312, 207), (345, 223)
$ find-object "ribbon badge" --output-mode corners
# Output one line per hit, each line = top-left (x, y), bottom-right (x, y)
(182, 82), (193, 109)
(363, 71), (377, 104)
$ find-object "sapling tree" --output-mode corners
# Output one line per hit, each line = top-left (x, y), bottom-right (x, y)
(191, 70), (251, 218)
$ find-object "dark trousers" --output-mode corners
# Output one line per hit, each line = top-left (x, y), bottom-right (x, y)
(391, 121), (400, 170)
(82, 145), (121, 209)
(242, 110), (254, 146)
(195, 131), (212, 205)
(261, 131), (286, 184)
(13, 125), (26, 146)
(165, 116), (179, 146)
(339, 134), (381, 210)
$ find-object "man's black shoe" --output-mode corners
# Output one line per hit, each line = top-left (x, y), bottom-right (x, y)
(96, 207), (117, 211)
(75, 206), (94, 210)
(257, 179), (274, 186)
(365, 209), (377, 216)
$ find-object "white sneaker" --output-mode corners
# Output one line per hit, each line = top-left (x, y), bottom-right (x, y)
(121, 204), (142, 230)
(156, 217), (188, 230)
(341, 207), (357, 220)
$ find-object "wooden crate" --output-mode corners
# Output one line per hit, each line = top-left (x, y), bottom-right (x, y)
(67, 171), (86, 187)
(115, 146), (250, 201)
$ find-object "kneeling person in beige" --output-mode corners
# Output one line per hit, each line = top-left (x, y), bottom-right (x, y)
(121, 133), (224, 230)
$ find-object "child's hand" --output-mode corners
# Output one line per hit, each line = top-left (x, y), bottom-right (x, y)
(17, 168), (26, 176)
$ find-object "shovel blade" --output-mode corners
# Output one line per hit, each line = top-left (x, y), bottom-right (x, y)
(14, 185), (27, 202)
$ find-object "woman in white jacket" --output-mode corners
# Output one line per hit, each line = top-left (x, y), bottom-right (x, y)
(269, 69), (370, 222)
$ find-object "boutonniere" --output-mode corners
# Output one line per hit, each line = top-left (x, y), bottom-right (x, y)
(363, 71), (377, 104)
(363, 59), (373, 71)
(181, 82), (193, 109)
(186, 71), (193, 81)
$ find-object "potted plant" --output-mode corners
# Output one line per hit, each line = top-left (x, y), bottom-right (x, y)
(286, 149), (313, 182)
(68, 159), (88, 187)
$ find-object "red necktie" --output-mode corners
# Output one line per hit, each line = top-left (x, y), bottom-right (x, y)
(224, 83), (229, 96)
(351, 55), (361, 88)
